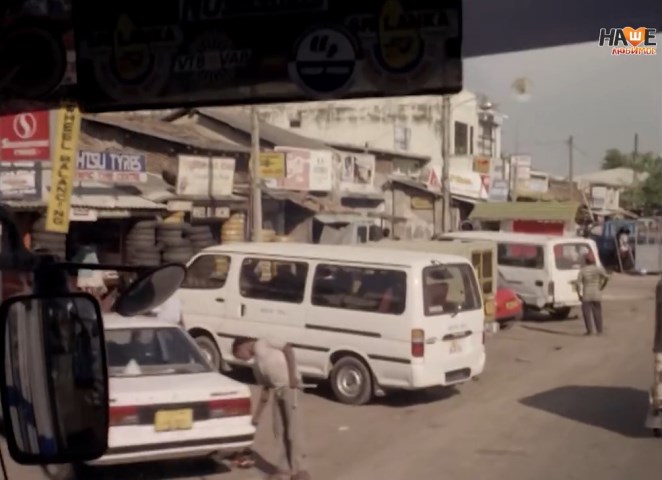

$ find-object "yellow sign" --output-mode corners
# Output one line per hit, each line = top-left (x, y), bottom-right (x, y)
(411, 196), (433, 210)
(154, 409), (193, 432)
(258, 152), (285, 178)
(45, 102), (81, 233)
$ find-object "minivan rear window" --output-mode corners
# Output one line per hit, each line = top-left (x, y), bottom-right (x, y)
(497, 243), (544, 269)
(553, 243), (591, 270)
(423, 264), (481, 316)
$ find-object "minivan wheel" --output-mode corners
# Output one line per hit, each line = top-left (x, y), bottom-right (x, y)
(41, 463), (86, 480)
(194, 334), (222, 371)
(330, 356), (373, 405)
(549, 307), (572, 320)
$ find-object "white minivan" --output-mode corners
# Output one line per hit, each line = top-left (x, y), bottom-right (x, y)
(442, 232), (601, 319)
(178, 243), (486, 405)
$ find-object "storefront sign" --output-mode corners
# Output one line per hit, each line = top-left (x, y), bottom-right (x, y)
(0, 111), (50, 161)
(76, 151), (147, 183)
(69, 208), (99, 222)
(411, 195), (434, 210)
(449, 171), (486, 200)
(45, 102), (81, 234)
(273, 147), (333, 191)
(191, 205), (231, 219)
(258, 152), (285, 179)
(339, 152), (375, 192)
(176, 155), (235, 196)
(473, 157), (490, 175)
(488, 179), (509, 202)
(0, 162), (42, 199)
(167, 200), (194, 211)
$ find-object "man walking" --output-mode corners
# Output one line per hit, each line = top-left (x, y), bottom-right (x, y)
(232, 337), (310, 480)
(576, 251), (610, 335)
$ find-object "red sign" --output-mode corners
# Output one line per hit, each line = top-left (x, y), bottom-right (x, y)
(0, 111), (50, 161)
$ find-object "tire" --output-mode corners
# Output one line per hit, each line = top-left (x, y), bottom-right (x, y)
(188, 232), (214, 241)
(654, 429), (662, 438)
(157, 224), (185, 232)
(164, 254), (193, 264)
(125, 241), (156, 251)
(131, 220), (157, 229)
(161, 238), (190, 248)
(549, 307), (572, 320)
(126, 232), (156, 242)
(329, 356), (373, 405)
(193, 334), (222, 370)
(185, 225), (212, 235)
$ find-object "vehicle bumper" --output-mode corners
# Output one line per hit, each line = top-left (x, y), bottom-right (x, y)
(88, 435), (254, 466)
(496, 310), (523, 323)
(645, 411), (662, 430)
(409, 350), (486, 389)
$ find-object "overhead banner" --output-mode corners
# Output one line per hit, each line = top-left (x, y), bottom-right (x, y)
(176, 155), (235, 197)
(72, 0), (462, 111)
(45, 102), (81, 233)
(76, 150), (147, 183)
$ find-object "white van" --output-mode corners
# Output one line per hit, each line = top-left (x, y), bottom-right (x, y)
(179, 243), (486, 405)
(442, 231), (601, 319)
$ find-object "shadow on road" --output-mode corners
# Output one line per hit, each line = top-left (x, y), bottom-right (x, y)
(85, 457), (232, 480)
(518, 324), (584, 337)
(520, 385), (650, 438)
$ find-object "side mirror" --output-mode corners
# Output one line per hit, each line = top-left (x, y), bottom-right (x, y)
(0, 293), (109, 464)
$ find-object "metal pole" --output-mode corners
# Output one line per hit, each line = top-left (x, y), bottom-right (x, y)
(568, 135), (574, 198)
(250, 107), (262, 241)
(441, 95), (452, 232)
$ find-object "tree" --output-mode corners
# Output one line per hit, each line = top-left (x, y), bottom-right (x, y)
(601, 148), (662, 213)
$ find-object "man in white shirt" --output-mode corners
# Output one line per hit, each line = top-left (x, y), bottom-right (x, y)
(152, 293), (183, 327)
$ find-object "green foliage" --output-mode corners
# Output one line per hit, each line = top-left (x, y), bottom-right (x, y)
(601, 148), (661, 213)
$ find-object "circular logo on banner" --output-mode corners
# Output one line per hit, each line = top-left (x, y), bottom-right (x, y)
(289, 26), (358, 98)
(13, 113), (38, 139)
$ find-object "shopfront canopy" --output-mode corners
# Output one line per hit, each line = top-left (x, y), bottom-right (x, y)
(469, 201), (580, 223)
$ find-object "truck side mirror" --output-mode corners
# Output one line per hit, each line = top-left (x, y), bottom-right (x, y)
(0, 293), (109, 465)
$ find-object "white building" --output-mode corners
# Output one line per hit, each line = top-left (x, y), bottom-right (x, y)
(242, 91), (504, 202)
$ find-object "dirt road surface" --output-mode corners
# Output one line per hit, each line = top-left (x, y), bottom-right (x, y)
(4, 274), (661, 480)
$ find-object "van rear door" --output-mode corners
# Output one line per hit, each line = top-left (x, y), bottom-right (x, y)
(552, 240), (596, 305)
(417, 262), (485, 383)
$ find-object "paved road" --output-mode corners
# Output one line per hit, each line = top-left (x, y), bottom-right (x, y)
(4, 274), (661, 480)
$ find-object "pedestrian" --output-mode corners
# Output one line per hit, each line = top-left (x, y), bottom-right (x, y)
(576, 251), (610, 336)
(616, 227), (633, 271)
(232, 337), (310, 480)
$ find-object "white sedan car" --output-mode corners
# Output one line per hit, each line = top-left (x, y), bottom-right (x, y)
(45, 315), (255, 480)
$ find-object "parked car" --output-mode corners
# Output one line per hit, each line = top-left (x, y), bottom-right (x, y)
(495, 270), (523, 327)
(44, 315), (255, 480)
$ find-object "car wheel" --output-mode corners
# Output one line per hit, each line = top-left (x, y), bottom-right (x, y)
(194, 334), (222, 371)
(549, 307), (572, 320)
(330, 356), (373, 405)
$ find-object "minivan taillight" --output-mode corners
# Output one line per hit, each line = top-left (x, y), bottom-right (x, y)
(548, 281), (555, 297)
(411, 329), (425, 357)
(208, 397), (251, 419)
(109, 405), (139, 426)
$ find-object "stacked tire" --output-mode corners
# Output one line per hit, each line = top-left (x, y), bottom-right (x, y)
(184, 225), (216, 253)
(221, 213), (246, 244)
(125, 220), (161, 266)
(31, 217), (66, 259)
(158, 223), (194, 264)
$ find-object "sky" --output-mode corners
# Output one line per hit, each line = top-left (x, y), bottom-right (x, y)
(463, 43), (661, 177)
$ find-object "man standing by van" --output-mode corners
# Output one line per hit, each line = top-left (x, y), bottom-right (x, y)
(576, 251), (609, 335)
(232, 337), (310, 480)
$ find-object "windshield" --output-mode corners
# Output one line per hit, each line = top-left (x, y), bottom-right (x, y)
(105, 327), (211, 377)
(553, 243), (592, 270)
(423, 264), (481, 316)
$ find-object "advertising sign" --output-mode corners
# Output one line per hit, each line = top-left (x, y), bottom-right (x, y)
(275, 147), (333, 191)
(0, 162), (42, 199)
(76, 151), (147, 183)
(488, 179), (510, 202)
(281, 150), (311, 191)
(72, 0), (463, 111)
(258, 152), (286, 180)
(339, 152), (375, 191)
(0, 111), (50, 161)
(45, 102), (81, 234)
(176, 155), (235, 196)
(511, 155), (532, 180)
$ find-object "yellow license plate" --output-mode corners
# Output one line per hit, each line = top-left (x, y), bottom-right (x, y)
(154, 409), (193, 432)
(506, 301), (518, 310)
(450, 340), (463, 354)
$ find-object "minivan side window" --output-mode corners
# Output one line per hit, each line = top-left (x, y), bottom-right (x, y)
(182, 255), (231, 289)
(423, 264), (481, 316)
(553, 243), (591, 270)
(311, 264), (406, 315)
(240, 257), (308, 303)
(497, 243), (544, 269)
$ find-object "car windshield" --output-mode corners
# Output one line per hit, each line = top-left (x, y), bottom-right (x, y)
(105, 327), (211, 377)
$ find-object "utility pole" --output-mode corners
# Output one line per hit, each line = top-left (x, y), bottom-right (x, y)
(567, 135), (574, 199)
(634, 132), (639, 158)
(250, 106), (262, 241)
(441, 95), (452, 232)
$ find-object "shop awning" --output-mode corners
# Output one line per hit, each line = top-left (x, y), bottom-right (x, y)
(469, 201), (580, 222)
(387, 176), (441, 197)
(315, 213), (366, 224)
(70, 193), (166, 211)
(340, 191), (384, 201)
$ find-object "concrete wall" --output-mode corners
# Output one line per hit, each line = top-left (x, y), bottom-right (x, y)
(249, 92), (502, 173)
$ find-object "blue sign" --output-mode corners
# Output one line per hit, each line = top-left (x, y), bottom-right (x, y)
(76, 151), (147, 183)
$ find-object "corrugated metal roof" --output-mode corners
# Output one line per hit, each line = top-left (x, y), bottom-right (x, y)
(197, 108), (329, 150)
(388, 176), (441, 196)
(83, 115), (250, 153)
(469, 201), (580, 222)
(70, 194), (166, 210)
(330, 142), (431, 163)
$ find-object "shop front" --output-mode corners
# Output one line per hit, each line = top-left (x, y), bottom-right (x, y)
(468, 201), (581, 235)
(449, 170), (489, 228)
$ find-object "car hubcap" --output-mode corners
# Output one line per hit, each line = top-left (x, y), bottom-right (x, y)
(337, 367), (363, 398)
